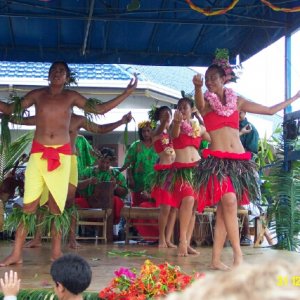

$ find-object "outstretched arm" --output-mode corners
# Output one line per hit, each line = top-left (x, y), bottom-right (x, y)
(0, 91), (36, 115)
(83, 112), (132, 134)
(193, 74), (206, 115)
(0, 101), (13, 115)
(9, 116), (36, 126)
(74, 74), (138, 114)
(239, 90), (300, 115)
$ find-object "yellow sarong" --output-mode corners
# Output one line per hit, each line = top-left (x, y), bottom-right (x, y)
(24, 146), (72, 213)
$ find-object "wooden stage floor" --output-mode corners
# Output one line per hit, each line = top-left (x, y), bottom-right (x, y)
(0, 240), (299, 292)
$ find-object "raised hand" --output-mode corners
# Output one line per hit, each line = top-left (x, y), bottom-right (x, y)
(125, 73), (138, 94)
(0, 270), (20, 297)
(173, 110), (183, 123)
(122, 112), (133, 124)
(193, 74), (203, 88)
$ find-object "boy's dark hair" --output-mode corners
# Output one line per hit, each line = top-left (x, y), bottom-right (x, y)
(50, 254), (92, 295)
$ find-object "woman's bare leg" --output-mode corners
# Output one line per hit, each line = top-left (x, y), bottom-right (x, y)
(158, 204), (170, 248)
(178, 196), (194, 256)
(187, 213), (199, 255)
(221, 193), (243, 267)
(211, 203), (230, 270)
(165, 207), (177, 248)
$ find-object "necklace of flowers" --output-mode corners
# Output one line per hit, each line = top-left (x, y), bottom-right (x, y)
(204, 88), (237, 117)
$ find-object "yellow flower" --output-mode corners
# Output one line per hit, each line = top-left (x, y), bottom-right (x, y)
(192, 121), (201, 137)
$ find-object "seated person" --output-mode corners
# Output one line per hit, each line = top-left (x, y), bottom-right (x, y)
(77, 147), (128, 225)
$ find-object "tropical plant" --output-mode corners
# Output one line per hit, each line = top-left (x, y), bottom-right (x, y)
(267, 159), (300, 251)
(0, 131), (33, 184)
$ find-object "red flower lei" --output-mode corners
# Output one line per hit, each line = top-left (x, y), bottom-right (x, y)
(204, 88), (237, 117)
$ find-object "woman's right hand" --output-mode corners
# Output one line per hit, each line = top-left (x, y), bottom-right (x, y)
(173, 110), (183, 123)
(193, 74), (203, 88)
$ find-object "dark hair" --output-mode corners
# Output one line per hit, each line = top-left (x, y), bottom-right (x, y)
(207, 64), (226, 77)
(50, 254), (92, 295)
(153, 106), (172, 121)
(48, 61), (71, 79)
(100, 147), (116, 159)
(177, 97), (194, 108)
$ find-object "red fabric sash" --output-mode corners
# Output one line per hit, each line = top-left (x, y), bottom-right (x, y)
(202, 149), (251, 160)
(30, 140), (72, 171)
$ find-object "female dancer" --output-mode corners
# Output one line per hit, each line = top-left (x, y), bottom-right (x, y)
(151, 106), (177, 248)
(193, 54), (300, 270)
(171, 97), (209, 256)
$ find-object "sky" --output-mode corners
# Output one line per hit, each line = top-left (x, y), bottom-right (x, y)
(194, 28), (300, 138)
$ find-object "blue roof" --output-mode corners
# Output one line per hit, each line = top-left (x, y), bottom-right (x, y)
(122, 65), (197, 95)
(0, 61), (198, 95)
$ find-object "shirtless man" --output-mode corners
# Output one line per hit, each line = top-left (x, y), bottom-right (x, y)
(19, 112), (132, 249)
(0, 61), (137, 266)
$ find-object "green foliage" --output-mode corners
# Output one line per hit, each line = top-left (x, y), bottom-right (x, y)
(83, 97), (104, 123)
(267, 160), (300, 251)
(0, 131), (33, 183)
(255, 124), (282, 169)
(4, 208), (37, 236)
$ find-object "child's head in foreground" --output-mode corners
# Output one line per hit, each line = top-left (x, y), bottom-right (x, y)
(50, 253), (92, 296)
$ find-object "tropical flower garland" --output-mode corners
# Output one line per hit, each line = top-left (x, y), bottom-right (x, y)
(186, 0), (239, 16)
(260, 0), (300, 13)
(180, 120), (201, 138)
(204, 88), (237, 117)
(186, 0), (300, 15)
(99, 260), (204, 300)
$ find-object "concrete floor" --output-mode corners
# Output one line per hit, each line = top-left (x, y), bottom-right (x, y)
(0, 239), (299, 292)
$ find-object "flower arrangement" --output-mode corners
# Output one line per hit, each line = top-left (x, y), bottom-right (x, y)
(138, 120), (156, 129)
(180, 120), (201, 138)
(204, 88), (237, 117)
(212, 48), (238, 83)
(99, 260), (204, 300)
(161, 135), (175, 156)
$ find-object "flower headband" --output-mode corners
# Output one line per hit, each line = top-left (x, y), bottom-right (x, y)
(138, 120), (156, 129)
(212, 48), (238, 84)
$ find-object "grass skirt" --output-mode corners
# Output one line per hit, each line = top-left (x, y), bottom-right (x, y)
(196, 149), (260, 210)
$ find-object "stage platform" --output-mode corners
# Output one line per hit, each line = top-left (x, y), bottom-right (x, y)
(0, 240), (299, 292)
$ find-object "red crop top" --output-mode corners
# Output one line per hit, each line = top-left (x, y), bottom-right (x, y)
(173, 133), (201, 150)
(203, 110), (239, 132)
(153, 133), (173, 154)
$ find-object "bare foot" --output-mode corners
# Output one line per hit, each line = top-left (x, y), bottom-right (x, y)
(68, 240), (81, 249)
(166, 241), (177, 249)
(177, 241), (188, 257)
(233, 253), (243, 267)
(0, 254), (23, 267)
(50, 252), (63, 262)
(210, 261), (231, 271)
(187, 245), (200, 255)
(158, 242), (168, 248)
(24, 239), (42, 248)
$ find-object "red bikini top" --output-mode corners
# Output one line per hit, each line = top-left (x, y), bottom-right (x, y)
(203, 110), (239, 132)
(153, 133), (173, 154)
(173, 133), (201, 150)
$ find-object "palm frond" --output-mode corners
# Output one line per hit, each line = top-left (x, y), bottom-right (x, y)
(267, 160), (300, 251)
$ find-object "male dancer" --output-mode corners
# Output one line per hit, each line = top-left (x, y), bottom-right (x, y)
(0, 61), (137, 265)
